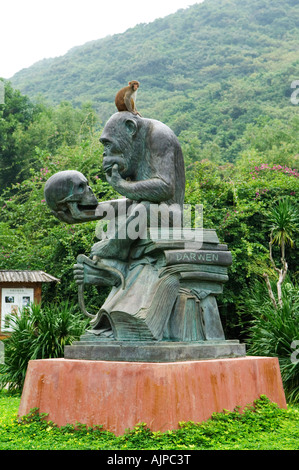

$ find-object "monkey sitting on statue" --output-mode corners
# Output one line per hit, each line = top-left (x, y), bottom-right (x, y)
(115, 80), (142, 116)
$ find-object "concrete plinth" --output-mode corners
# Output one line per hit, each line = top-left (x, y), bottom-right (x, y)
(64, 340), (246, 362)
(18, 357), (286, 436)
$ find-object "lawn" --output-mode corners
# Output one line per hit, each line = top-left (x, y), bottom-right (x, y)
(0, 391), (298, 451)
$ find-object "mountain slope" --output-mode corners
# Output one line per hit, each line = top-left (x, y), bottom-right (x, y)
(10, 0), (299, 161)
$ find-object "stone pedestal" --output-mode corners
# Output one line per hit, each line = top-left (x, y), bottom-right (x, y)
(65, 339), (246, 362)
(18, 357), (287, 436)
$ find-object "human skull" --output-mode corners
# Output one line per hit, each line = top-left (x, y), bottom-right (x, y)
(44, 170), (98, 221)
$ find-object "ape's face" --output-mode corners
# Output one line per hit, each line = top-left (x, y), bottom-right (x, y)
(100, 113), (139, 179)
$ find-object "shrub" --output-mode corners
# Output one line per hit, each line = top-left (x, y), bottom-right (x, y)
(0, 301), (88, 391)
(244, 281), (299, 403)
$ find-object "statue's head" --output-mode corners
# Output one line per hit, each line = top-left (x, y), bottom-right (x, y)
(100, 112), (142, 179)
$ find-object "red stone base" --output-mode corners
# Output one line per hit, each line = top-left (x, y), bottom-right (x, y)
(18, 357), (286, 435)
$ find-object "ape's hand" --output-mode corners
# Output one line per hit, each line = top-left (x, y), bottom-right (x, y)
(106, 164), (125, 192)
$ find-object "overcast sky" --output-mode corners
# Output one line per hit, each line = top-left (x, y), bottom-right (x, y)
(0, 0), (203, 79)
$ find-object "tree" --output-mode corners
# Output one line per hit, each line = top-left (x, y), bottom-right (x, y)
(0, 81), (99, 193)
(263, 197), (298, 308)
(0, 81), (35, 190)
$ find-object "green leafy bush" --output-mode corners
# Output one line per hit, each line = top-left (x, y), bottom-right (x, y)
(244, 281), (299, 403)
(185, 158), (299, 339)
(0, 302), (88, 391)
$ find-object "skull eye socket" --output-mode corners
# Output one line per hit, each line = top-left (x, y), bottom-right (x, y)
(78, 182), (85, 193)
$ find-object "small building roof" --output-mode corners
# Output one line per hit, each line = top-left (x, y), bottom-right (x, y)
(0, 270), (60, 283)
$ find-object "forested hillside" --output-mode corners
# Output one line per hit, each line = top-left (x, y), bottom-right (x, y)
(10, 0), (299, 162)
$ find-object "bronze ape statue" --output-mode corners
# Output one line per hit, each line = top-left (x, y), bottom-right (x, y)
(45, 111), (244, 360)
(91, 111), (185, 260)
(100, 111), (185, 205)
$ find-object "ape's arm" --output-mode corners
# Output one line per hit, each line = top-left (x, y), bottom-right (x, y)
(106, 164), (173, 202)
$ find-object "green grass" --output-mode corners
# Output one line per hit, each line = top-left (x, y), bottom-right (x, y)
(0, 391), (298, 450)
